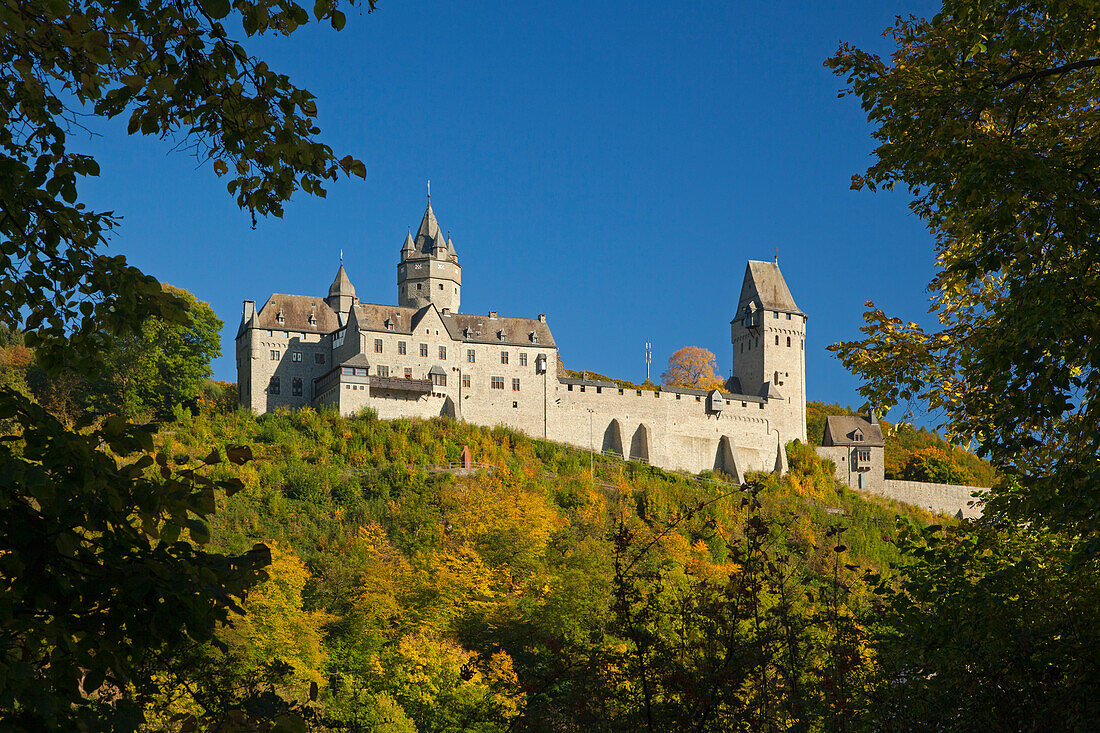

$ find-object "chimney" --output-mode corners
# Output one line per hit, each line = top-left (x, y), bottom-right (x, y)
(537, 313), (546, 323)
(488, 310), (498, 318)
(869, 409), (879, 426)
(242, 300), (255, 323)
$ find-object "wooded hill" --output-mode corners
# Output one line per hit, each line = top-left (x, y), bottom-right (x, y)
(154, 405), (942, 729)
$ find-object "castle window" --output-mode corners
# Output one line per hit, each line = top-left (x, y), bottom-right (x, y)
(759, 403), (764, 409)
(500, 351), (509, 365)
(292, 378), (302, 396)
(596, 386), (602, 394)
(416, 284), (422, 290)
(636, 390), (642, 396)
(467, 349), (475, 363)
(438, 283), (444, 290)
(787, 336), (791, 347)
(269, 377), (280, 395)
(462, 375), (471, 388)
(787, 313), (792, 320)
(775, 335), (780, 345)
(267, 330), (273, 337)
(512, 378), (520, 391)
(420, 343), (428, 357)
(512, 401), (518, 408)
(292, 351), (302, 362)
(567, 384), (573, 391)
(377, 366), (389, 377)
(270, 350), (280, 360)
(579, 385), (585, 393)
(430, 372), (446, 387)
(676, 393), (681, 400)
(740, 343), (744, 354)
(374, 339), (383, 353)
(439, 346), (447, 359)
(398, 341), (407, 355)
(774, 371), (779, 384)
(519, 353), (527, 366)
(491, 376), (505, 390)
(404, 368), (413, 379)
(619, 389), (624, 395)
(773, 311), (779, 319)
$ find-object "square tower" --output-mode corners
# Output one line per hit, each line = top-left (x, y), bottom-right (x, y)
(398, 198), (462, 312)
(730, 260), (807, 442)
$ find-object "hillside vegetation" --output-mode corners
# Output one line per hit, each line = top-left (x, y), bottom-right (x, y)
(157, 406), (939, 729)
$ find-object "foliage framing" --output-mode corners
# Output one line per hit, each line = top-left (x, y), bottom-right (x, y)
(825, 1), (1100, 535)
(1, 0), (370, 726)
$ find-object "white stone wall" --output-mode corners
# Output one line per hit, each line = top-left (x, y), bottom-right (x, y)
(732, 309), (807, 443)
(879, 479), (985, 519)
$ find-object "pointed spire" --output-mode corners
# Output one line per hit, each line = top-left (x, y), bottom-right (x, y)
(401, 227), (415, 257)
(328, 262), (355, 299)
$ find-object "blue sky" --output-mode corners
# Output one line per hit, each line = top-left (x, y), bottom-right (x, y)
(77, 0), (941, 416)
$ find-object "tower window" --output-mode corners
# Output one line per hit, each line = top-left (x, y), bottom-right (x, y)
(439, 346), (447, 359)
(773, 311), (779, 319)
(270, 350), (280, 360)
(416, 284), (422, 290)
(438, 283), (444, 290)
(420, 343), (429, 357)
(519, 353), (527, 366)
(501, 351), (509, 365)
(398, 341), (407, 355)
(787, 313), (792, 320)
(374, 339), (383, 353)
(787, 336), (791, 347)
(462, 374), (471, 388)
(467, 349), (475, 363)
(775, 335), (780, 345)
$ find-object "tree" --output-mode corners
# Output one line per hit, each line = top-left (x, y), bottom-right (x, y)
(662, 346), (724, 390)
(87, 284), (223, 419)
(826, 1), (1100, 536)
(1, 0), (369, 725)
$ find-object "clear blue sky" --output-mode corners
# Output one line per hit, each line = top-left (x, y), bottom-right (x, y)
(77, 0), (941, 414)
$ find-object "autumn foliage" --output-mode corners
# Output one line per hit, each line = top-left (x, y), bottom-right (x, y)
(662, 346), (725, 390)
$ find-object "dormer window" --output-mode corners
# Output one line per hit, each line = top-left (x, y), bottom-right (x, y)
(308, 312), (316, 326)
(463, 327), (471, 338)
(852, 430), (864, 442)
(275, 310), (285, 324)
(497, 330), (505, 341)
(529, 331), (538, 343)
(384, 318), (394, 331)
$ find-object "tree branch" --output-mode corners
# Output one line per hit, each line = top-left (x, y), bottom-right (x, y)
(998, 58), (1100, 88)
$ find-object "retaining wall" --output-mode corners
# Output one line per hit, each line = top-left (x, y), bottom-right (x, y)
(877, 479), (986, 519)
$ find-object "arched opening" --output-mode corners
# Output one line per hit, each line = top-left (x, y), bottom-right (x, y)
(630, 424), (651, 464)
(602, 419), (625, 457)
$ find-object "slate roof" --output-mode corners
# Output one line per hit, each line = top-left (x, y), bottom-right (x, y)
(822, 415), (885, 446)
(408, 201), (455, 259)
(328, 264), (355, 298)
(340, 353), (372, 368)
(738, 261), (802, 315)
(254, 294), (341, 333)
(349, 302), (558, 348)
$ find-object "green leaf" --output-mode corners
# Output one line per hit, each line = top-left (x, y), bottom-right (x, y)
(201, 0), (231, 19)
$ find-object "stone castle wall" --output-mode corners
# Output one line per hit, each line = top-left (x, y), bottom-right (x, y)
(877, 479), (985, 518)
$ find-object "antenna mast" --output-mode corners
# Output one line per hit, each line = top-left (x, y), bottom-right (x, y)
(645, 338), (652, 383)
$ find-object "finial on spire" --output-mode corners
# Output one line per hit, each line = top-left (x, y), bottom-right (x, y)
(427, 179), (431, 203)
(340, 248), (343, 264)
(774, 247), (779, 264)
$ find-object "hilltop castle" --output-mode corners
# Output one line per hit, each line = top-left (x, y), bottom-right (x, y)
(236, 197), (811, 481)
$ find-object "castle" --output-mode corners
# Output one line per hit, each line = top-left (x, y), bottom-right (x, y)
(235, 197), (811, 481)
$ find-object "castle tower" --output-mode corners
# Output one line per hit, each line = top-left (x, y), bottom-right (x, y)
(730, 260), (807, 442)
(397, 196), (462, 312)
(326, 260), (356, 315)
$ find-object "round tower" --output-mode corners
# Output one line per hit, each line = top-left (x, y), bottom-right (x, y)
(326, 259), (356, 314)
